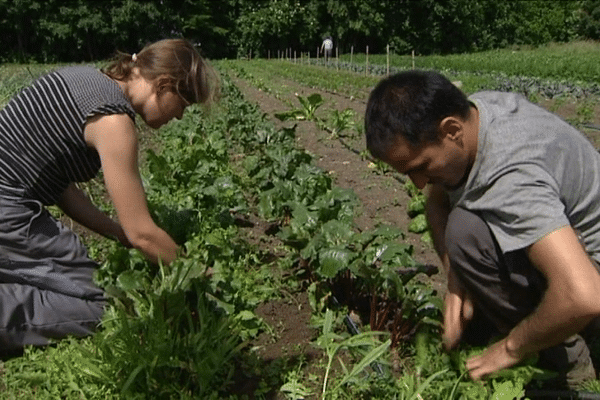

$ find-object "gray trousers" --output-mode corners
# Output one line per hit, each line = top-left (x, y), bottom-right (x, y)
(0, 185), (105, 353)
(446, 207), (594, 376)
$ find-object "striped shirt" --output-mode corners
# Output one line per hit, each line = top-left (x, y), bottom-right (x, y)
(0, 66), (136, 205)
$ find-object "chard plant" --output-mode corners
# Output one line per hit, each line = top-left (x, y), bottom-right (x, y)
(327, 108), (357, 138)
(275, 92), (325, 123)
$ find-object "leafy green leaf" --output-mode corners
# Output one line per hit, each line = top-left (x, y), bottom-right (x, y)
(116, 270), (146, 291)
(408, 214), (429, 233)
(318, 247), (354, 278)
(407, 193), (426, 217)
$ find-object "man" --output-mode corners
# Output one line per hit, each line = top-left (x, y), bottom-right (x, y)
(321, 36), (333, 62)
(364, 70), (600, 387)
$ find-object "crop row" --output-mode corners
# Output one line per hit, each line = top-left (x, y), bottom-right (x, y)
(276, 42), (600, 100)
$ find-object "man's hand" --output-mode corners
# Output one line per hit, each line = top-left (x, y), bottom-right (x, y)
(464, 225), (600, 381)
(442, 266), (474, 350)
(466, 338), (524, 380)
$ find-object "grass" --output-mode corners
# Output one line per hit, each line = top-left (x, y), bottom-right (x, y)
(0, 64), (68, 107)
(342, 40), (600, 83)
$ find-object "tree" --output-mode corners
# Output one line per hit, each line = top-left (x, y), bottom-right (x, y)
(0, 0), (44, 61)
(231, 0), (313, 58)
(39, 0), (110, 61)
(0, 0), (594, 62)
(577, 0), (600, 40)
(321, 0), (387, 53)
(177, 0), (235, 59)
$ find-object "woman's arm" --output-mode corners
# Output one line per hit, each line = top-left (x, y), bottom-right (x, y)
(57, 183), (131, 247)
(84, 113), (179, 265)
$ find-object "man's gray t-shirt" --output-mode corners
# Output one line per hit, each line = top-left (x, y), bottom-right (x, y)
(448, 91), (600, 263)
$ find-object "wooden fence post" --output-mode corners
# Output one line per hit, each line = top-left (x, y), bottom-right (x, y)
(350, 45), (354, 65)
(412, 50), (415, 69)
(366, 45), (369, 76)
(386, 44), (390, 76)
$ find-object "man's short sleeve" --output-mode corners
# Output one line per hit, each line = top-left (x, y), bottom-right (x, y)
(474, 165), (570, 252)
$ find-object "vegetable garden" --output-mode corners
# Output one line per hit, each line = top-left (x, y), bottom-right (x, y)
(2, 41), (600, 399)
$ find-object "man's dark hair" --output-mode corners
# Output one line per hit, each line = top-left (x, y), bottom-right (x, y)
(365, 70), (471, 160)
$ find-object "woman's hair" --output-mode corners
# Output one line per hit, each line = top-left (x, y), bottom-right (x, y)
(103, 38), (219, 106)
(365, 70), (471, 160)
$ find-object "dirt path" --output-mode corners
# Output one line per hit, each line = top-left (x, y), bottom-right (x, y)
(229, 74), (445, 397)
(231, 75), (443, 285)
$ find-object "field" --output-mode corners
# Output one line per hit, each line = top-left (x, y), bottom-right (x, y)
(2, 41), (600, 399)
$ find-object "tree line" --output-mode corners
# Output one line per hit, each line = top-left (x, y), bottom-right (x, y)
(1, 0), (599, 63)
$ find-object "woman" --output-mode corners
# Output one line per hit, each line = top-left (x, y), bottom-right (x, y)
(0, 38), (217, 352)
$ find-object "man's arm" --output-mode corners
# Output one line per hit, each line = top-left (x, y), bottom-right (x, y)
(426, 184), (475, 350)
(426, 184), (451, 271)
(466, 225), (600, 380)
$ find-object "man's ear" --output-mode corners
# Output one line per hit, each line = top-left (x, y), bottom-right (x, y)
(439, 116), (464, 143)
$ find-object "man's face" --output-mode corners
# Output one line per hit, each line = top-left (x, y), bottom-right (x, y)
(383, 133), (471, 191)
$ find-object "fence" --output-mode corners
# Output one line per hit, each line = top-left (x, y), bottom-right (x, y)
(246, 45), (417, 77)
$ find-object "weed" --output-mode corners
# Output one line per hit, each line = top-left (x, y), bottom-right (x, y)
(313, 309), (390, 399)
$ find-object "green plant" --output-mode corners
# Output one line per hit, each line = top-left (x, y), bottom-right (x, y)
(404, 180), (432, 237)
(275, 93), (325, 122)
(313, 309), (391, 399)
(280, 362), (314, 400)
(327, 108), (356, 138)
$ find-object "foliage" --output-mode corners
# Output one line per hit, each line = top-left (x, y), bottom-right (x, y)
(275, 93), (325, 122)
(313, 309), (391, 399)
(231, 0), (314, 58)
(96, 266), (243, 398)
(0, 0), (597, 62)
(328, 108), (357, 138)
(0, 0), (233, 62)
(578, 0), (600, 40)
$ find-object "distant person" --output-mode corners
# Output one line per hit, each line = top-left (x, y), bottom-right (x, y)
(321, 36), (333, 62)
(365, 70), (600, 389)
(0, 38), (218, 354)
